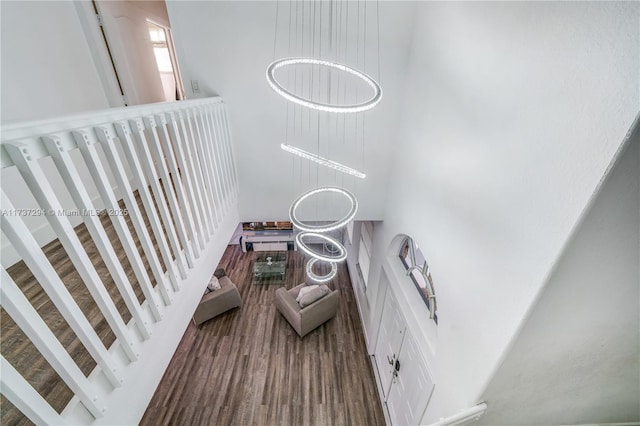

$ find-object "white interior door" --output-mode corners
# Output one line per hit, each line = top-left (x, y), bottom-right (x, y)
(374, 290), (406, 399)
(95, 0), (183, 105)
(387, 327), (435, 426)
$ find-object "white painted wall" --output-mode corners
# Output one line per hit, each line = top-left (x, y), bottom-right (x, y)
(478, 118), (639, 425)
(359, 2), (639, 423)
(1, 1), (637, 422)
(1, 1), (114, 266)
(0, 1), (110, 123)
(165, 1), (417, 221)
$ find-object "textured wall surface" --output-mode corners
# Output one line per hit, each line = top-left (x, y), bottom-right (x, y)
(479, 122), (639, 425)
(362, 2), (639, 422)
(1, 1), (109, 122)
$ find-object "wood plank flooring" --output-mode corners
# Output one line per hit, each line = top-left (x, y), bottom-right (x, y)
(1, 192), (171, 426)
(141, 245), (385, 426)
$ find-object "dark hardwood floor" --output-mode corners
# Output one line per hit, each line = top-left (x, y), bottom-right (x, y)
(1, 193), (170, 426)
(141, 245), (385, 426)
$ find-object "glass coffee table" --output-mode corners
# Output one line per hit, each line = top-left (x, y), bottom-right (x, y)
(253, 253), (287, 284)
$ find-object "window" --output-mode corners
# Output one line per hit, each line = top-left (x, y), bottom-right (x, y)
(399, 237), (437, 323)
(357, 221), (373, 288)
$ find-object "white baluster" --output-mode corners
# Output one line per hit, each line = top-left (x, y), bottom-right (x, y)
(182, 108), (217, 233)
(128, 118), (188, 281)
(0, 356), (69, 424)
(164, 111), (206, 249)
(218, 104), (240, 199)
(154, 113), (200, 259)
(73, 129), (170, 312)
(1, 269), (112, 417)
(41, 135), (152, 339)
(115, 120), (183, 290)
(0, 192), (130, 380)
(1, 149), (140, 362)
(198, 105), (229, 216)
(187, 108), (223, 226)
(211, 105), (235, 203)
(143, 116), (196, 267)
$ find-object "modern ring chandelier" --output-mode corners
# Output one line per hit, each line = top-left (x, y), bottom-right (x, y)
(295, 232), (348, 263)
(267, 57), (382, 114)
(280, 144), (366, 179)
(306, 258), (338, 283)
(268, 0), (382, 283)
(289, 187), (358, 233)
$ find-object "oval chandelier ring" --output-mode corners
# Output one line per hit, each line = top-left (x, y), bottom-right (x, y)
(306, 258), (338, 283)
(281, 144), (366, 179)
(296, 232), (347, 263)
(266, 57), (382, 113)
(289, 187), (358, 233)
(323, 241), (341, 254)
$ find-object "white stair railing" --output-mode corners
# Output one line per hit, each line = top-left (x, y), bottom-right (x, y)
(0, 97), (240, 425)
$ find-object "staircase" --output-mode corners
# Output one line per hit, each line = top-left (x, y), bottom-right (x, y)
(0, 97), (239, 424)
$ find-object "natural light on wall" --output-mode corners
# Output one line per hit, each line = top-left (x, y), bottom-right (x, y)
(148, 21), (176, 102)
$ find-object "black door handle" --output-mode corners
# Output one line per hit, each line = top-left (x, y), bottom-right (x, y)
(395, 360), (400, 372)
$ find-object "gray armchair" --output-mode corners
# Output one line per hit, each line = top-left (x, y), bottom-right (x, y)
(275, 283), (339, 337)
(193, 268), (242, 326)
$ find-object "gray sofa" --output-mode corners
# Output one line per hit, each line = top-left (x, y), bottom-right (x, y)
(193, 268), (242, 326)
(275, 283), (339, 337)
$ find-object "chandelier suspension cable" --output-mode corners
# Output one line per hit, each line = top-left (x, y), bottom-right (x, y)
(321, 0), (332, 224)
(342, 0), (349, 156)
(316, 0), (322, 202)
(362, 0), (367, 186)
(303, 0), (309, 135)
(268, 0), (381, 283)
(342, 0), (348, 153)
(272, 0), (279, 61)
(333, 0), (341, 226)
(335, 0), (342, 177)
(350, 5), (359, 193)
(317, 0), (323, 188)
(364, 0), (367, 74)
(340, 0), (347, 186)
(286, 0), (294, 198)
(315, 0), (319, 225)
(341, 0), (349, 191)
(337, 0), (343, 174)
(332, 0), (341, 220)
(307, 0), (312, 131)
(312, 0), (319, 189)
(377, 0), (381, 85)
(296, 2), (302, 198)
(316, 1), (322, 268)
(294, 0), (298, 141)
(309, 0), (315, 132)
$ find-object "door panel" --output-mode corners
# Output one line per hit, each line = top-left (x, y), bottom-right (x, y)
(387, 328), (434, 426)
(96, 1), (181, 105)
(374, 290), (406, 399)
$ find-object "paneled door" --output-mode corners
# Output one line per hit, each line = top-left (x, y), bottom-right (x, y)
(374, 289), (406, 399)
(94, 0), (184, 105)
(386, 327), (435, 426)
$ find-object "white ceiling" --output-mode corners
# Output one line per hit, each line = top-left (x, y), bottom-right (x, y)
(166, 1), (418, 221)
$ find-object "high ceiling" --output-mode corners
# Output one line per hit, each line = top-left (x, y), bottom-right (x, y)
(167, 1), (418, 221)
